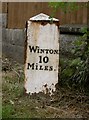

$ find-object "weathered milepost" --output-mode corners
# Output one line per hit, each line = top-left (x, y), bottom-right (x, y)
(25, 13), (59, 95)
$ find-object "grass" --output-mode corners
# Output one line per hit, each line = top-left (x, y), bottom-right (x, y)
(2, 64), (53, 118)
(2, 57), (89, 118)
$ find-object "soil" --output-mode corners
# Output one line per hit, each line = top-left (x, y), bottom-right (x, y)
(2, 56), (89, 118)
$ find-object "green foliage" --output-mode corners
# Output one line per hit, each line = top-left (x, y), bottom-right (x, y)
(49, 2), (88, 92)
(49, 2), (79, 13)
(2, 105), (15, 118)
(60, 27), (89, 91)
(49, 2), (87, 17)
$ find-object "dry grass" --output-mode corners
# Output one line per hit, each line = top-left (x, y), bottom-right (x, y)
(2, 56), (89, 118)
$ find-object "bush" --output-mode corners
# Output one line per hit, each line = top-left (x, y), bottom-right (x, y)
(60, 27), (89, 91)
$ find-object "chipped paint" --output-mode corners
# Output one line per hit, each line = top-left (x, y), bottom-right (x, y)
(30, 13), (59, 22)
(24, 13), (59, 95)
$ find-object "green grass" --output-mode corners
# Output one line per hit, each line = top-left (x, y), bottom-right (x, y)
(2, 58), (89, 118)
(2, 68), (52, 118)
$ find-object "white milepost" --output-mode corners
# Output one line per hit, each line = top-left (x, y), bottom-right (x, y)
(24, 13), (60, 95)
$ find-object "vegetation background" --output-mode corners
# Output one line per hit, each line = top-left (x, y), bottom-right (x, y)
(2, 2), (89, 118)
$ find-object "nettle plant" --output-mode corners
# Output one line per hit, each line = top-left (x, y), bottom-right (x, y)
(49, 2), (89, 90)
(60, 28), (89, 90)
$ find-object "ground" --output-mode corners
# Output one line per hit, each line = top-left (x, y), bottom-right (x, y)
(2, 56), (89, 118)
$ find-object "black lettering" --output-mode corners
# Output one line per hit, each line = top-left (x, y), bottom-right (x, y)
(39, 65), (43, 70)
(29, 46), (39, 53)
(54, 50), (59, 54)
(43, 56), (49, 63)
(35, 63), (38, 70)
(44, 66), (48, 70)
(37, 47), (40, 53)
(27, 63), (34, 70)
(40, 49), (45, 54)
(45, 49), (49, 54)
(49, 49), (53, 54)
(49, 66), (53, 71)
(39, 56), (42, 63)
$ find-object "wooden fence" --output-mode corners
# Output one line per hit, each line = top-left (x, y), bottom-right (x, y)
(2, 2), (88, 28)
